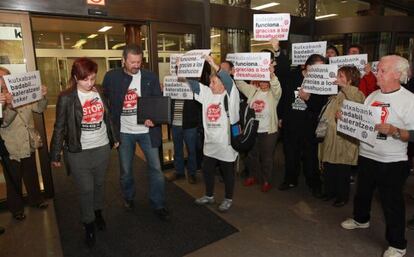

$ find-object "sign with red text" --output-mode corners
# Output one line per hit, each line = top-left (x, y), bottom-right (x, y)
(177, 49), (211, 78)
(292, 41), (327, 65)
(3, 71), (42, 108)
(253, 13), (291, 41)
(337, 99), (381, 145)
(302, 64), (338, 95)
(87, 0), (105, 6)
(163, 76), (193, 100)
(226, 52), (271, 81)
(329, 54), (368, 77)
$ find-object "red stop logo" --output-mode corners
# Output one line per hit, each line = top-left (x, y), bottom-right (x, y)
(371, 101), (389, 123)
(82, 99), (104, 123)
(207, 104), (221, 122)
(124, 89), (138, 108)
(251, 100), (265, 113)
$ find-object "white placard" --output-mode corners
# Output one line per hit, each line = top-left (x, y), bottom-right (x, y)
(253, 13), (291, 41)
(337, 99), (382, 145)
(3, 71), (42, 108)
(177, 49), (211, 78)
(329, 54), (368, 77)
(163, 76), (193, 100)
(371, 61), (379, 75)
(0, 26), (22, 40)
(302, 64), (338, 95)
(169, 54), (183, 75)
(292, 41), (327, 65)
(228, 52), (271, 81)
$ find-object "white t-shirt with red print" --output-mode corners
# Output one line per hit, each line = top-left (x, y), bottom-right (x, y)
(195, 84), (239, 162)
(120, 71), (149, 134)
(251, 91), (271, 133)
(360, 87), (414, 162)
(77, 90), (109, 150)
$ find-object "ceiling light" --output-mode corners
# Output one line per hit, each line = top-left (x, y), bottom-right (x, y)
(72, 39), (87, 49)
(87, 34), (98, 39)
(340, 0), (348, 3)
(315, 13), (338, 20)
(98, 26), (112, 32)
(252, 2), (280, 10)
(210, 34), (220, 38)
(112, 43), (126, 50)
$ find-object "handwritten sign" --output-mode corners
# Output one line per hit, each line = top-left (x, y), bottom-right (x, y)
(292, 41), (327, 65)
(163, 76), (193, 100)
(177, 49), (211, 78)
(302, 64), (338, 95)
(3, 71), (42, 108)
(253, 13), (291, 41)
(329, 54), (368, 77)
(170, 54), (183, 75)
(337, 99), (381, 145)
(227, 52), (271, 81)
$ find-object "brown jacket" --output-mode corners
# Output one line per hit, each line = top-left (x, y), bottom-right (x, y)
(318, 86), (365, 165)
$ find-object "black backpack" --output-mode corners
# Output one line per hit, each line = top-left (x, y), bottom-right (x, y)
(224, 95), (259, 152)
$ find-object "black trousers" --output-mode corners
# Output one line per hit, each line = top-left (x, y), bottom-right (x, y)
(353, 156), (409, 250)
(202, 156), (235, 199)
(4, 153), (43, 214)
(323, 163), (351, 202)
(283, 129), (321, 189)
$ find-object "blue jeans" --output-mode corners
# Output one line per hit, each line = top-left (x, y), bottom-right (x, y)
(118, 132), (165, 209)
(172, 126), (197, 176)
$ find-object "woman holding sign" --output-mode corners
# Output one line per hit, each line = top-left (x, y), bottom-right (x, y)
(50, 58), (119, 247)
(0, 67), (48, 221)
(318, 66), (365, 207)
(236, 64), (282, 192)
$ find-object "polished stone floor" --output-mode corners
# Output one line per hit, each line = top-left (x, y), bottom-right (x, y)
(1, 144), (414, 257)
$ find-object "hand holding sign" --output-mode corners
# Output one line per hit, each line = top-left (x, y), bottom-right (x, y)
(41, 85), (47, 96)
(298, 88), (310, 101)
(374, 123), (397, 135)
(270, 37), (280, 52)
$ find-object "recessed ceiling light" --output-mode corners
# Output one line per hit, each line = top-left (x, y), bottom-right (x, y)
(210, 34), (220, 38)
(98, 26), (112, 32)
(315, 13), (338, 20)
(252, 2), (280, 10)
(87, 34), (98, 39)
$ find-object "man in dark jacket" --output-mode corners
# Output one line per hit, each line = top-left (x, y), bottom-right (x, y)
(102, 44), (169, 220)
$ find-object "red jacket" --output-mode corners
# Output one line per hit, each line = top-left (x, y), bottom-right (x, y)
(359, 71), (378, 97)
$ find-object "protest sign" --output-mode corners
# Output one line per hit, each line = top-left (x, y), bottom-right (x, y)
(163, 76), (193, 100)
(170, 54), (183, 75)
(292, 41), (327, 65)
(302, 64), (338, 95)
(337, 99), (381, 145)
(329, 54), (368, 77)
(253, 13), (290, 41)
(3, 70), (42, 108)
(230, 52), (271, 81)
(371, 61), (379, 75)
(177, 49), (211, 78)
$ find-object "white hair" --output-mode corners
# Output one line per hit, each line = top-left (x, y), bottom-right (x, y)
(381, 55), (410, 84)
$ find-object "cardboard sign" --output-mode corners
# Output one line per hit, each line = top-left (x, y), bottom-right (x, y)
(337, 99), (382, 145)
(253, 13), (291, 41)
(169, 54), (183, 75)
(371, 61), (379, 75)
(163, 76), (193, 100)
(292, 41), (327, 65)
(329, 54), (368, 77)
(227, 52), (271, 81)
(3, 71), (42, 108)
(177, 49), (211, 78)
(302, 64), (338, 95)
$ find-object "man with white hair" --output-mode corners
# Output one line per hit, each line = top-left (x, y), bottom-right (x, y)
(341, 55), (414, 257)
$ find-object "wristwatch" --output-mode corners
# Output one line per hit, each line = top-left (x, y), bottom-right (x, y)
(392, 128), (401, 140)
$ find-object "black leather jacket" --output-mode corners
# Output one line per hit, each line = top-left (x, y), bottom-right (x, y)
(49, 86), (119, 162)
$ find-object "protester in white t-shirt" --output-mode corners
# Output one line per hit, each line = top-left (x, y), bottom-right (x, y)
(185, 55), (240, 212)
(341, 55), (414, 257)
(50, 58), (119, 247)
(235, 64), (281, 192)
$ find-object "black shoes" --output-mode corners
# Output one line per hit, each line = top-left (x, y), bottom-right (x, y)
(278, 182), (297, 191)
(154, 208), (170, 221)
(94, 210), (106, 231)
(83, 222), (96, 248)
(188, 175), (197, 184)
(124, 200), (135, 211)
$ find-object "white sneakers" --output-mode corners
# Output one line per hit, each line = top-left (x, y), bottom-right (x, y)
(383, 247), (406, 257)
(195, 196), (233, 212)
(341, 218), (370, 230)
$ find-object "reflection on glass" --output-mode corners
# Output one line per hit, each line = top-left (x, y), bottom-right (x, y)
(108, 34), (125, 50)
(33, 31), (61, 49)
(351, 32), (391, 61)
(63, 32), (105, 49)
(395, 33), (414, 64)
(0, 23), (25, 72)
(315, 0), (370, 20)
(211, 28), (249, 63)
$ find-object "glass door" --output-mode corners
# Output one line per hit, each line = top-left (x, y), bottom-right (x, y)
(0, 11), (53, 203)
(149, 22), (202, 169)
